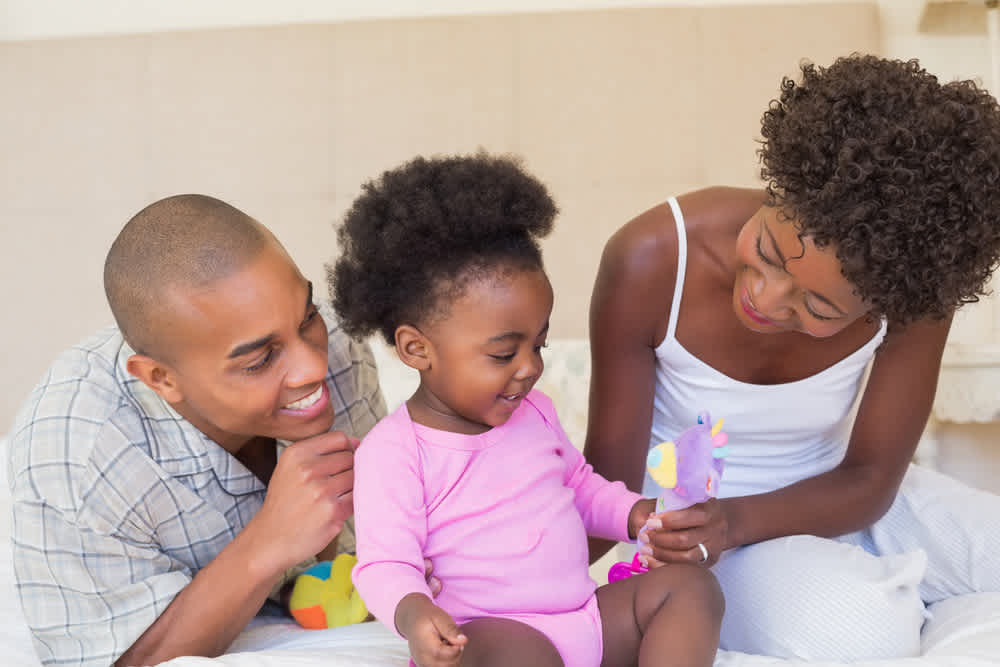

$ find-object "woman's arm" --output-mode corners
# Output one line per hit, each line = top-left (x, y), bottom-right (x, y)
(649, 315), (952, 561)
(583, 204), (677, 562)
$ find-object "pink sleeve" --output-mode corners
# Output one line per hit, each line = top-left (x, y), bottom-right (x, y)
(351, 410), (432, 635)
(529, 391), (642, 542)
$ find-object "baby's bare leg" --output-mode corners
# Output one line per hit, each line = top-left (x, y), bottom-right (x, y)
(597, 564), (723, 667)
(459, 618), (564, 667)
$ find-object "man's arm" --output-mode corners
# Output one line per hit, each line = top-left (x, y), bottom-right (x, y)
(116, 431), (357, 666)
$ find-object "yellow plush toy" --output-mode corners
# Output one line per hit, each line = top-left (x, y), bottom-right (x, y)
(288, 553), (369, 629)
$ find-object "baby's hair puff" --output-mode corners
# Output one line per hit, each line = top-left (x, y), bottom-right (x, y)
(329, 152), (558, 345)
(759, 54), (1000, 325)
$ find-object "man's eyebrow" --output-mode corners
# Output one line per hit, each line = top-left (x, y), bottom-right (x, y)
(228, 334), (275, 359)
(229, 283), (312, 360)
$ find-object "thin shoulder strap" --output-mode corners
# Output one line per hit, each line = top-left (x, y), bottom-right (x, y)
(665, 196), (687, 341)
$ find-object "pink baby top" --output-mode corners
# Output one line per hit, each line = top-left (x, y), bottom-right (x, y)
(352, 389), (641, 633)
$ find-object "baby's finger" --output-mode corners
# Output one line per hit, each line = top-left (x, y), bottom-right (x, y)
(434, 617), (467, 647)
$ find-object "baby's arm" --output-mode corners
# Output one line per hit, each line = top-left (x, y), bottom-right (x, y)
(352, 420), (435, 630)
(396, 593), (468, 667)
(531, 392), (646, 541)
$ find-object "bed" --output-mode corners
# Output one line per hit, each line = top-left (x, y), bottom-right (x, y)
(4, 339), (1000, 666)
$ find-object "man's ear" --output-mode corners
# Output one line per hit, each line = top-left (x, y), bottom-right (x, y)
(126, 354), (184, 404)
(395, 325), (431, 371)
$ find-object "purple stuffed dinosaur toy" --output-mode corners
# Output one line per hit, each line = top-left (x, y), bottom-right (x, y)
(608, 411), (729, 582)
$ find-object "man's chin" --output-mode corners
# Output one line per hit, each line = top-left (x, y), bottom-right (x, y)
(273, 412), (336, 442)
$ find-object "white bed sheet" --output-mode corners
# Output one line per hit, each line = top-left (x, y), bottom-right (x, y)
(3, 432), (999, 667)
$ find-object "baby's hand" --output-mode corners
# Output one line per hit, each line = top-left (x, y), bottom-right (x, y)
(627, 497), (657, 541)
(396, 593), (467, 667)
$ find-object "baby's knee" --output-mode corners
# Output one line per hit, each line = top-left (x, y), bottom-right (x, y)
(687, 565), (725, 619)
(644, 563), (724, 620)
(714, 536), (927, 660)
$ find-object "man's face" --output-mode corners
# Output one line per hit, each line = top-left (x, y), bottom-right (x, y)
(156, 244), (334, 452)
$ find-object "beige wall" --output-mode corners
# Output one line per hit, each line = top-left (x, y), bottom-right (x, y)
(1, 3), (882, 431)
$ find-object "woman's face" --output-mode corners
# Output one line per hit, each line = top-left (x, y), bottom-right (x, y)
(732, 205), (870, 338)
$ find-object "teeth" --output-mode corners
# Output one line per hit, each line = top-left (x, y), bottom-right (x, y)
(284, 385), (323, 410)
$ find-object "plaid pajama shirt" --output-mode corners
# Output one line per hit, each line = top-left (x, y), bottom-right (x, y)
(6, 306), (385, 666)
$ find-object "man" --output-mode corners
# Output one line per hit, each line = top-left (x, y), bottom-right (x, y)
(7, 195), (384, 666)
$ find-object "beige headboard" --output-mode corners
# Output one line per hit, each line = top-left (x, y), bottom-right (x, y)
(0, 3), (879, 430)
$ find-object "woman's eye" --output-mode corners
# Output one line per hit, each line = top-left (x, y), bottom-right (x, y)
(489, 353), (516, 362)
(806, 307), (835, 322)
(755, 236), (777, 267)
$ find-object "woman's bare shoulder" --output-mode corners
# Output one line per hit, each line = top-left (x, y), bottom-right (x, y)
(603, 187), (763, 281)
(677, 186), (767, 233)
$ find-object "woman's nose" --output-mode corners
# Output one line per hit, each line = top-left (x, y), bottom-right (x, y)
(749, 273), (793, 319)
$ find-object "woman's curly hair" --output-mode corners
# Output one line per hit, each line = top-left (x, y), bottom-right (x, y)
(759, 54), (1000, 324)
(329, 152), (558, 344)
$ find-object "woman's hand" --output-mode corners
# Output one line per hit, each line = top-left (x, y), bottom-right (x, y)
(639, 498), (729, 567)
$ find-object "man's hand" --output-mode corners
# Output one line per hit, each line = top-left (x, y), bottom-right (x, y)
(396, 593), (467, 667)
(248, 431), (356, 577)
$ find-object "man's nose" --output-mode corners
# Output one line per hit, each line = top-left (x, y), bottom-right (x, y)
(285, 338), (328, 387)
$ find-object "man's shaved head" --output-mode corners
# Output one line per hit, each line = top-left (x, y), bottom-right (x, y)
(104, 194), (275, 357)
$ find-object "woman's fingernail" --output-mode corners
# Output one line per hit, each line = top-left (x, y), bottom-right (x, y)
(639, 545), (652, 556)
(638, 556), (649, 568)
(638, 531), (650, 544)
(645, 518), (663, 530)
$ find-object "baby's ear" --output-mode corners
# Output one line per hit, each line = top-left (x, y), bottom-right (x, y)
(395, 324), (431, 371)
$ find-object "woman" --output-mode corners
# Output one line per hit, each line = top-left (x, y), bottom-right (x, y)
(585, 54), (1000, 660)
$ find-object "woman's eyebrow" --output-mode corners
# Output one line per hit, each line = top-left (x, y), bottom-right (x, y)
(761, 221), (788, 269)
(764, 221), (847, 316)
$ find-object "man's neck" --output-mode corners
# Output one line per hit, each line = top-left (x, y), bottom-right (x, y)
(233, 436), (277, 486)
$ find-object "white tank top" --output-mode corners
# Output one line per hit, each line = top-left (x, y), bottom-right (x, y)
(645, 197), (887, 499)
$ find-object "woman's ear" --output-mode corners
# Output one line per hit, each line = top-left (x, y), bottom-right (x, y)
(395, 325), (431, 371)
(126, 354), (184, 404)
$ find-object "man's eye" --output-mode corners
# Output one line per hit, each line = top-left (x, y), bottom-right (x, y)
(244, 350), (274, 374)
(302, 305), (319, 327)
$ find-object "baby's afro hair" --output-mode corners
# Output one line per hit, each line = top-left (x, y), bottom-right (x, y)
(329, 152), (558, 345)
(759, 54), (1000, 324)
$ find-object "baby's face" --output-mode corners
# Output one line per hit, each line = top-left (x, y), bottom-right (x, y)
(409, 268), (553, 434)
